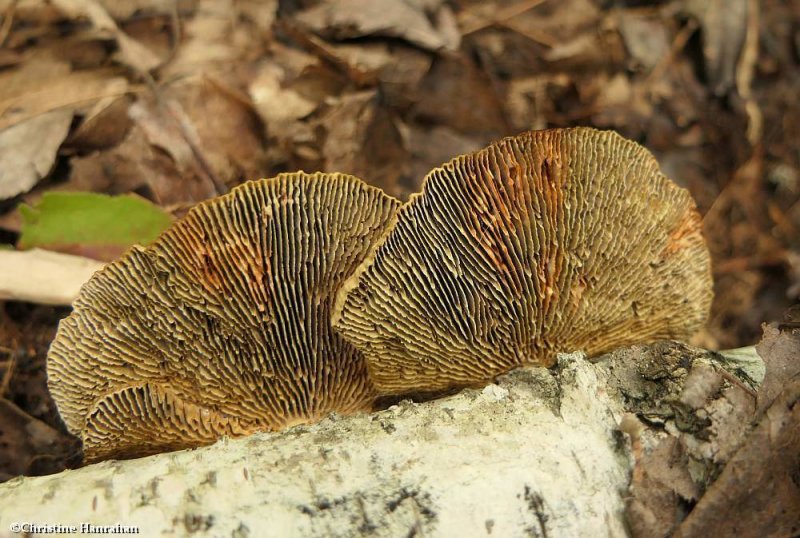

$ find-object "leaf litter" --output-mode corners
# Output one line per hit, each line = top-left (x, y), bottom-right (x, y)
(0, 3), (797, 527)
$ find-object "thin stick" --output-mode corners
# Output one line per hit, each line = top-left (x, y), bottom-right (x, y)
(0, 0), (18, 47)
(460, 0), (548, 35)
(0, 349), (17, 399)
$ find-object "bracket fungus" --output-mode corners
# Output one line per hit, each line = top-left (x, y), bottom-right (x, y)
(332, 127), (713, 395)
(47, 173), (400, 462)
(47, 127), (713, 462)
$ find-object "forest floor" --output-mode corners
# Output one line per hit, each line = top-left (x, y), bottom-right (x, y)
(0, 0), (798, 484)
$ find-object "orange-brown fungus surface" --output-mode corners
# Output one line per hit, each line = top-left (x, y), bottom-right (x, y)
(47, 173), (400, 462)
(332, 128), (713, 395)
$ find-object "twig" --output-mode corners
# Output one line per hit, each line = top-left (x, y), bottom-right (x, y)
(497, 19), (557, 47)
(1, 397), (63, 434)
(712, 251), (787, 275)
(0, 349), (16, 399)
(164, 88), (229, 195)
(736, 0), (762, 146)
(767, 202), (799, 239)
(277, 19), (376, 88)
(644, 18), (699, 87)
(153, 0), (183, 72)
(0, 0), (17, 47)
(0, 249), (105, 305)
(140, 72), (228, 196)
(459, 0), (548, 35)
(719, 368), (758, 399)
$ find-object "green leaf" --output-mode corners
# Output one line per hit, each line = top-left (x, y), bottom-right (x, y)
(18, 192), (173, 261)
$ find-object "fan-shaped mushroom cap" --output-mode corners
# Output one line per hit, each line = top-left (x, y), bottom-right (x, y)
(332, 128), (713, 395)
(47, 173), (400, 462)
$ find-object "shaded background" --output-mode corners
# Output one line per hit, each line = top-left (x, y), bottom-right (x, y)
(0, 0), (798, 481)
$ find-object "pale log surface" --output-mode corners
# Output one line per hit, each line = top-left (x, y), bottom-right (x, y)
(0, 249), (104, 305)
(0, 353), (633, 537)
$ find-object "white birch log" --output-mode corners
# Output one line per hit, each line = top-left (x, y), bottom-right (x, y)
(0, 345), (764, 537)
(0, 353), (633, 537)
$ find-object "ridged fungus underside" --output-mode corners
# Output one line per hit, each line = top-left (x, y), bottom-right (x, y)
(48, 127), (713, 462)
(332, 128), (713, 395)
(47, 173), (400, 462)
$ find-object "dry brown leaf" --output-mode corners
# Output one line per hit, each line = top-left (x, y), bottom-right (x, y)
(107, 102), (219, 203)
(265, 41), (319, 80)
(405, 125), (488, 192)
(66, 139), (143, 194)
(0, 49), (22, 68)
(317, 91), (408, 198)
(462, 0), (598, 48)
(162, 0), (275, 78)
(50, 0), (162, 73)
(754, 322), (800, 414)
(69, 77), (264, 204)
(523, 0), (600, 35)
(67, 127), (187, 202)
(248, 63), (317, 136)
(0, 109), (72, 200)
(235, 0), (278, 34)
(129, 99), (197, 174)
(676, 379), (800, 538)
(163, 1), (235, 76)
(617, 12), (671, 72)
(619, 345), (758, 537)
(625, 437), (698, 537)
(256, 41), (341, 110)
(169, 76), (266, 189)
(506, 74), (571, 131)
(330, 42), (432, 107)
(2, 0), (178, 22)
(243, 46), (332, 171)
(788, 253), (800, 298)
(0, 399), (80, 480)
(592, 73), (654, 132)
(0, 59), (128, 131)
(544, 34), (598, 62)
(626, 324), (800, 536)
(0, 0), (60, 28)
(0, 206), (22, 233)
(0, 57), (69, 116)
(65, 95), (132, 152)
(412, 55), (507, 135)
(67, 101), (217, 204)
(296, 0), (458, 52)
(684, 0), (749, 95)
(93, 0), (183, 20)
(679, 361), (755, 463)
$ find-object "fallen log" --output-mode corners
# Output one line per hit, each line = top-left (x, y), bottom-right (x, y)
(0, 343), (764, 537)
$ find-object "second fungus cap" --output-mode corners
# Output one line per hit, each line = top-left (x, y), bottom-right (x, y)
(332, 128), (713, 395)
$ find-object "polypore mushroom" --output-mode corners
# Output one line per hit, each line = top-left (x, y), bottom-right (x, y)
(47, 173), (400, 462)
(332, 127), (713, 395)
